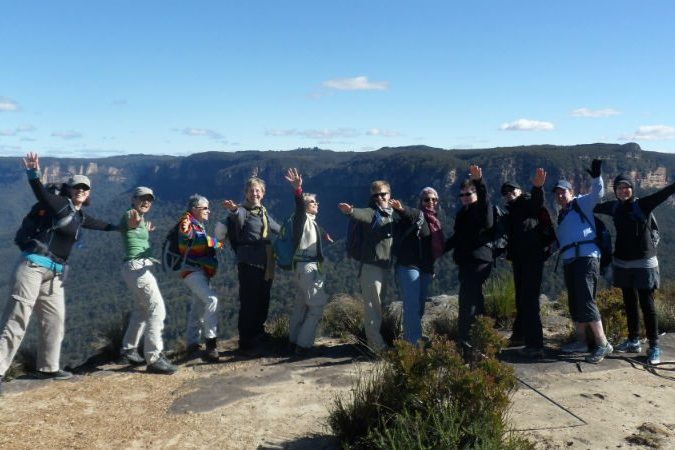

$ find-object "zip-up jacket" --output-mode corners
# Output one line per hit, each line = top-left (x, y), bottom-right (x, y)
(350, 203), (399, 267)
(394, 206), (434, 273)
(505, 187), (546, 261)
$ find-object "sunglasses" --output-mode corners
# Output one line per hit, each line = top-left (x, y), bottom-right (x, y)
(372, 192), (389, 198)
(458, 192), (475, 198)
(422, 197), (438, 203)
(195, 206), (210, 211)
(307, 200), (319, 205)
(71, 184), (90, 191)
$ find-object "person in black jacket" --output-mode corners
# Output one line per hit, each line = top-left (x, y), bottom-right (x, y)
(501, 168), (549, 358)
(594, 174), (675, 365)
(0, 152), (117, 388)
(284, 168), (332, 355)
(390, 187), (445, 345)
(445, 165), (494, 347)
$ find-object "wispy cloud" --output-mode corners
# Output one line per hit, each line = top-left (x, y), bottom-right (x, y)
(266, 128), (359, 139)
(0, 129), (16, 136)
(181, 127), (224, 140)
(620, 125), (675, 141)
(111, 99), (128, 106)
(366, 128), (399, 137)
(0, 97), (20, 112)
(499, 119), (554, 131)
(571, 107), (621, 118)
(1, 124), (35, 136)
(322, 76), (389, 91)
(51, 130), (83, 139)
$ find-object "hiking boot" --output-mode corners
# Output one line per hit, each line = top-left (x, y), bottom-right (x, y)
(585, 343), (613, 364)
(202, 338), (220, 363)
(34, 369), (73, 380)
(560, 340), (589, 354)
(647, 346), (661, 365)
(147, 355), (178, 375)
(615, 338), (641, 353)
(519, 346), (545, 359)
(118, 348), (145, 365)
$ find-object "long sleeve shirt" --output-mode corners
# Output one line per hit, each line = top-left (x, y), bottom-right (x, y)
(557, 176), (604, 262)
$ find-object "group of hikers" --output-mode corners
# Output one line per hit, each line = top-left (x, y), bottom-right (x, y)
(0, 152), (670, 392)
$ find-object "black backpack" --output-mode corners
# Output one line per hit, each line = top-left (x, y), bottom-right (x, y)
(612, 200), (659, 249)
(487, 204), (509, 259)
(14, 184), (78, 257)
(161, 221), (193, 272)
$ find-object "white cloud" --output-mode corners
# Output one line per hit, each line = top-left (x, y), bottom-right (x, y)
(322, 76), (389, 91)
(51, 130), (83, 139)
(0, 97), (20, 112)
(182, 127), (224, 140)
(366, 128), (399, 137)
(265, 128), (359, 139)
(16, 124), (35, 132)
(499, 119), (555, 131)
(112, 99), (128, 106)
(571, 107), (621, 118)
(0, 129), (16, 136)
(620, 125), (675, 141)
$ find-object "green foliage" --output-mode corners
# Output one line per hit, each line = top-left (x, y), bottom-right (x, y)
(321, 294), (365, 341)
(595, 288), (629, 343)
(265, 314), (290, 344)
(484, 269), (517, 328)
(328, 319), (531, 450)
(655, 282), (675, 333)
(425, 309), (458, 341)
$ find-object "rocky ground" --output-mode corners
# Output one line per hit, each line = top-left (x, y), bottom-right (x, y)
(1, 297), (675, 449)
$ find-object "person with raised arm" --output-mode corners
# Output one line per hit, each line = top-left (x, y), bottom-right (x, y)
(0, 152), (117, 391)
(223, 177), (281, 356)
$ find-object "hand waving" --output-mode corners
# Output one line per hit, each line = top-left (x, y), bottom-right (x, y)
(284, 168), (302, 190)
(23, 152), (40, 171)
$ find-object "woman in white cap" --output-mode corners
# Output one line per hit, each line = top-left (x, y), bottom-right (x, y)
(118, 186), (177, 374)
(0, 152), (117, 391)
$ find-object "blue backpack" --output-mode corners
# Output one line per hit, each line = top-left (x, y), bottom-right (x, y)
(273, 214), (296, 270)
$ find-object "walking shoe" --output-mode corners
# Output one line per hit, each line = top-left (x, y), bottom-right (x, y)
(34, 369), (73, 380)
(614, 338), (642, 353)
(560, 340), (589, 354)
(585, 343), (613, 364)
(118, 348), (145, 365)
(519, 346), (545, 359)
(147, 355), (178, 375)
(202, 338), (220, 363)
(647, 346), (661, 365)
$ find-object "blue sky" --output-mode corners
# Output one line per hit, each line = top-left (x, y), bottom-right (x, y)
(1, 1), (675, 157)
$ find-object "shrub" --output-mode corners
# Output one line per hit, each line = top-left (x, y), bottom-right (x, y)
(265, 314), (290, 343)
(425, 309), (458, 340)
(484, 270), (516, 328)
(327, 318), (533, 449)
(595, 288), (628, 343)
(655, 282), (675, 333)
(321, 294), (365, 342)
(90, 313), (129, 363)
(381, 303), (402, 346)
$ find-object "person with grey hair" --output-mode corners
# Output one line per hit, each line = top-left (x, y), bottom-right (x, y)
(118, 187), (176, 374)
(223, 177), (281, 356)
(0, 152), (117, 392)
(283, 168), (333, 356)
(177, 194), (225, 362)
(390, 186), (445, 345)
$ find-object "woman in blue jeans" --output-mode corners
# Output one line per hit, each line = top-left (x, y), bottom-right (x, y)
(390, 187), (445, 344)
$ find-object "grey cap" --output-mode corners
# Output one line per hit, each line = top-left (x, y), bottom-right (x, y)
(133, 186), (155, 199)
(67, 174), (91, 189)
(552, 180), (573, 192)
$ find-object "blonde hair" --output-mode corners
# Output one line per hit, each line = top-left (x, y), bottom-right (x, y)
(370, 180), (391, 194)
(245, 177), (266, 194)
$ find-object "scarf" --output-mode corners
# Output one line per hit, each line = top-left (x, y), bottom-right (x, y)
(422, 205), (445, 261)
(243, 200), (274, 280)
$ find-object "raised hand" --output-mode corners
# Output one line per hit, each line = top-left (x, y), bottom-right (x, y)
(146, 221), (155, 232)
(284, 167), (302, 190)
(23, 152), (40, 171)
(222, 199), (238, 212)
(469, 165), (482, 181)
(338, 203), (353, 214)
(127, 209), (142, 228)
(587, 159), (602, 178)
(533, 167), (547, 188)
(389, 199), (404, 211)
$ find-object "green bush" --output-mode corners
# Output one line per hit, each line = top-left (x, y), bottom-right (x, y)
(595, 288), (628, 343)
(484, 271), (516, 328)
(655, 282), (675, 333)
(265, 314), (290, 343)
(425, 308), (458, 340)
(321, 294), (365, 342)
(327, 318), (533, 449)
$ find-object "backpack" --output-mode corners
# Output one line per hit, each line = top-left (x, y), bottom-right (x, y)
(612, 200), (660, 249)
(161, 221), (193, 272)
(536, 206), (558, 260)
(487, 204), (509, 259)
(14, 184), (78, 257)
(566, 199), (613, 270)
(273, 214), (296, 270)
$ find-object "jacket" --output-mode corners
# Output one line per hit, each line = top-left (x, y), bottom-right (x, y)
(504, 187), (546, 261)
(227, 205), (281, 267)
(291, 188), (325, 263)
(394, 206), (434, 274)
(556, 176), (604, 262)
(350, 203), (398, 267)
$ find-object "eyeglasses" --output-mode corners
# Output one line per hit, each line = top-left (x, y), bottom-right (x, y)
(372, 192), (389, 198)
(422, 197), (438, 203)
(458, 192), (475, 198)
(71, 184), (90, 191)
(195, 206), (210, 211)
(306, 200), (319, 205)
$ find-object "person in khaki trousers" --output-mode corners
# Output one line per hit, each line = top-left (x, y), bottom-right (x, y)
(338, 180), (397, 352)
(118, 186), (176, 374)
(0, 152), (117, 393)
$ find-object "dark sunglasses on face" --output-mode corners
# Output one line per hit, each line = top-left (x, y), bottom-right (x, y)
(458, 192), (475, 198)
(71, 184), (90, 191)
(372, 192), (389, 198)
(422, 197), (438, 203)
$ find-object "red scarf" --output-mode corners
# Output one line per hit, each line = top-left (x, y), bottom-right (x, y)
(422, 206), (445, 261)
